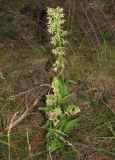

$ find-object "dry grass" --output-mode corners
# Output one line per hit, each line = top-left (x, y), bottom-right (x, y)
(0, 0), (115, 159)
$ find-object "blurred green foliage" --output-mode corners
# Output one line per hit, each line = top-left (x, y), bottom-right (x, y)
(0, 0), (4, 11)
(0, 14), (17, 38)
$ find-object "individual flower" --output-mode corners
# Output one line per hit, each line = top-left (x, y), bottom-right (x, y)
(65, 105), (80, 116)
(50, 37), (57, 46)
(51, 77), (59, 94)
(46, 94), (57, 106)
(47, 108), (62, 126)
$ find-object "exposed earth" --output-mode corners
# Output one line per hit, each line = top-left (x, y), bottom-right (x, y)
(0, 0), (115, 159)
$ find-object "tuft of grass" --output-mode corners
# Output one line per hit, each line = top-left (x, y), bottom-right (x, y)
(0, 0), (4, 11)
(0, 14), (17, 38)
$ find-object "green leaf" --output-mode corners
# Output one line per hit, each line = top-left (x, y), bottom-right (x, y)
(59, 56), (68, 65)
(38, 107), (47, 111)
(67, 79), (77, 84)
(47, 139), (64, 153)
(51, 129), (67, 137)
(43, 120), (52, 129)
(59, 119), (68, 132)
(60, 119), (79, 133)
(46, 131), (54, 139)
(64, 119), (79, 133)
(59, 80), (69, 98)
(62, 93), (73, 102)
(38, 106), (53, 112)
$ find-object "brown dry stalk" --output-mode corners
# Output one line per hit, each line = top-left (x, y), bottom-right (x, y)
(9, 84), (50, 99)
(6, 99), (39, 131)
(9, 86), (40, 99)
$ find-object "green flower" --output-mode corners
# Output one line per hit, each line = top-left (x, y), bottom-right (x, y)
(65, 105), (80, 116)
(47, 108), (62, 126)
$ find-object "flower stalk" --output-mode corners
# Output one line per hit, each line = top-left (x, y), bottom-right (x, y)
(39, 7), (80, 157)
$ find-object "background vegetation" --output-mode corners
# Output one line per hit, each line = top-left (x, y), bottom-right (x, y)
(0, 0), (115, 160)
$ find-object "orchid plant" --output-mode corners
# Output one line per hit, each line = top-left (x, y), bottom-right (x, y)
(39, 7), (80, 158)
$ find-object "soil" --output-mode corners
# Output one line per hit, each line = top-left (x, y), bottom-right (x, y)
(0, 1), (115, 159)
(1, 46), (114, 159)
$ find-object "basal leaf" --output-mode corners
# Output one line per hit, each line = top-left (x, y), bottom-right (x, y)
(60, 119), (79, 133)
(47, 139), (64, 153)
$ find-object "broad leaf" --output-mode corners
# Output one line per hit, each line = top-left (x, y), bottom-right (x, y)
(60, 119), (79, 133)
(59, 119), (68, 132)
(64, 119), (79, 133)
(46, 139), (64, 153)
(59, 80), (69, 98)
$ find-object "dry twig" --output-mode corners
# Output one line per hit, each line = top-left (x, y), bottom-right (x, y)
(6, 99), (39, 131)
